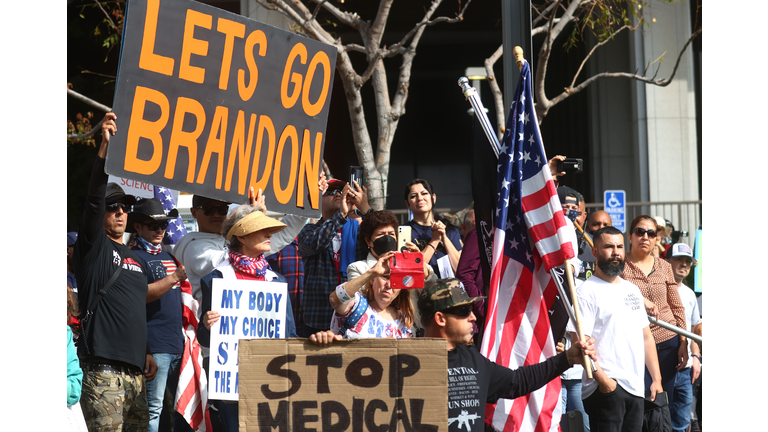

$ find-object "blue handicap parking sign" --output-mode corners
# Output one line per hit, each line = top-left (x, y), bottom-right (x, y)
(604, 190), (626, 233)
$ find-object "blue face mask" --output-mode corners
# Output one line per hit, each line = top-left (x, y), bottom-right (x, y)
(564, 209), (578, 222)
(372, 234), (398, 256)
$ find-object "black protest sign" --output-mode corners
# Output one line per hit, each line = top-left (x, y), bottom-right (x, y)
(106, 0), (337, 217)
(238, 338), (448, 432)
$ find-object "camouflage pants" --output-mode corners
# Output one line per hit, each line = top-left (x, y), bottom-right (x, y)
(80, 366), (149, 432)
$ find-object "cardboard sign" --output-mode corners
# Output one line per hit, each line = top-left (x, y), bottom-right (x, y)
(106, 0), (337, 217)
(238, 338), (448, 432)
(209, 278), (288, 401)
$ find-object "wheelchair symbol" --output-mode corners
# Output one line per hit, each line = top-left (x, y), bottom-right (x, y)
(607, 193), (621, 208)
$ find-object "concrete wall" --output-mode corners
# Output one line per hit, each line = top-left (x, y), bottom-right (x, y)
(587, 0), (700, 233)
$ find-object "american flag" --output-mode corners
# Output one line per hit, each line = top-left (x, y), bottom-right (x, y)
(154, 186), (187, 245)
(173, 255), (211, 431)
(479, 60), (576, 432)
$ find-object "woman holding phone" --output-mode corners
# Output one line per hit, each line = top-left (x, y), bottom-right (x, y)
(402, 179), (462, 278)
(343, 210), (436, 333)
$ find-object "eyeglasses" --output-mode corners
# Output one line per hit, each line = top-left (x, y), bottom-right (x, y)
(323, 189), (343, 197)
(196, 204), (229, 216)
(442, 304), (472, 318)
(106, 202), (132, 213)
(143, 221), (169, 231)
(632, 227), (657, 238)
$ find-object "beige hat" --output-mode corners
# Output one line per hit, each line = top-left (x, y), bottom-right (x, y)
(226, 211), (286, 240)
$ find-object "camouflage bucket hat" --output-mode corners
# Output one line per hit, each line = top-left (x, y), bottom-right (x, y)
(418, 278), (486, 317)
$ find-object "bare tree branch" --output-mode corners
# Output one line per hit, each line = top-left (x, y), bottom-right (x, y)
(344, 43), (367, 54)
(547, 27), (702, 110)
(569, 24), (634, 89)
(532, 1), (559, 27)
(94, 0), (121, 36)
(306, 0), (363, 29)
(388, 0), (471, 53)
(483, 44), (505, 140)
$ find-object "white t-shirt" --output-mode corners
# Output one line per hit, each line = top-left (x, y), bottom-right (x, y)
(677, 283), (702, 368)
(567, 276), (649, 399)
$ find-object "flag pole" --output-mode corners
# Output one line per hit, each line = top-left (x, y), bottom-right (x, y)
(563, 259), (594, 378)
(573, 220), (594, 248)
(458, 78), (501, 158)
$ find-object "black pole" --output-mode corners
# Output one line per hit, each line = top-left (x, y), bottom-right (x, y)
(501, 0), (532, 110)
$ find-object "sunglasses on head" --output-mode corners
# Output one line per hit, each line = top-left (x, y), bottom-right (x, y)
(324, 188), (343, 197)
(196, 204), (229, 216)
(632, 227), (657, 238)
(442, 304), (472, 318)
(143, 221), (169, 231)
(106, 202), (132, 213)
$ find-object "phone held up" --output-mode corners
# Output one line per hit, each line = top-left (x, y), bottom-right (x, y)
(557, 158), (583, 175)
(397, 226), (412, 252)
(349, 166), (364, 188)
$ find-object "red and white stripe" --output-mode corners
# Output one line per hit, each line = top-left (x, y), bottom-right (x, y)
(174, 264), (210, 431)
(481, 168), (575, 432)
(520, 165), (575, 271)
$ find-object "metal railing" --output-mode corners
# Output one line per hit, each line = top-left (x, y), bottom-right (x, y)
(387, 201), (701, 232)
(586, 200), (702, 233)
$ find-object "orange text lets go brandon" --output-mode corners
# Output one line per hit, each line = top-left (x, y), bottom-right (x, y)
(123, 0), (331, 210)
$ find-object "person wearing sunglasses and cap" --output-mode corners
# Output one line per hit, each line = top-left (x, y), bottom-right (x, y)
(309, 277), (596, 432)
(127, 197), (190, 432)
(72, 112), (158, 430)
(196, 204), (298, 432)
(621, 215), (688, 409)
(174, 174), (327, 307)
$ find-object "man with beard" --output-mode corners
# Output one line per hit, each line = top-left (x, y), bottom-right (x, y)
(567, 226), (663, 431)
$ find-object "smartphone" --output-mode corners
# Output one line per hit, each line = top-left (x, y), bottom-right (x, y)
(349, 166), (364, 188)
(397, 226), (412, 252)
(557, 158), (583, 174)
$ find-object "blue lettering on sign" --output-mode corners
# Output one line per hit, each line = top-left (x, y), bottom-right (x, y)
(604, 190), (626, 233)
(221, 290), (234, 308)
(219, 316), (239, 335)
(234, 290), (243, 308)
(249, 291), (256, 310)
(217, 342), (228, 365)
(266, 292), (273, 311)
(257, 292), (265, 311)
(273, 293), (282, 313)
(219, 371), (231, 393)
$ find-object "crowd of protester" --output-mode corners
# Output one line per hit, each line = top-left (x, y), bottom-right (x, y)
(66, 114), (701, 432)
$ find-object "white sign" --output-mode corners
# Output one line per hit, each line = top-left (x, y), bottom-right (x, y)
(603, 190), (626, 233)
(209, 278), (288, 401)
(107, 175), (180, 203)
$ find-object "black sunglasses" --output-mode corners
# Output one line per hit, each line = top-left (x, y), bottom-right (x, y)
(196, 204), (229, 216)
(143, 221), (169, 231)
(632, 227), (657, 238)
(442, 304), (473, 318)
(323, 188), (343, 197)
(106, 202), (132, 213)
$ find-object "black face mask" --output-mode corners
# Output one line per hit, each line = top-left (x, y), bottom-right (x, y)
(372, 234), (398, 256)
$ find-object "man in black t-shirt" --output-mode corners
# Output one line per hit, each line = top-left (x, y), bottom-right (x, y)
(418, 278), (596, 432)
(74, 112), (158, 431)
(128, 197), (189, 432)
